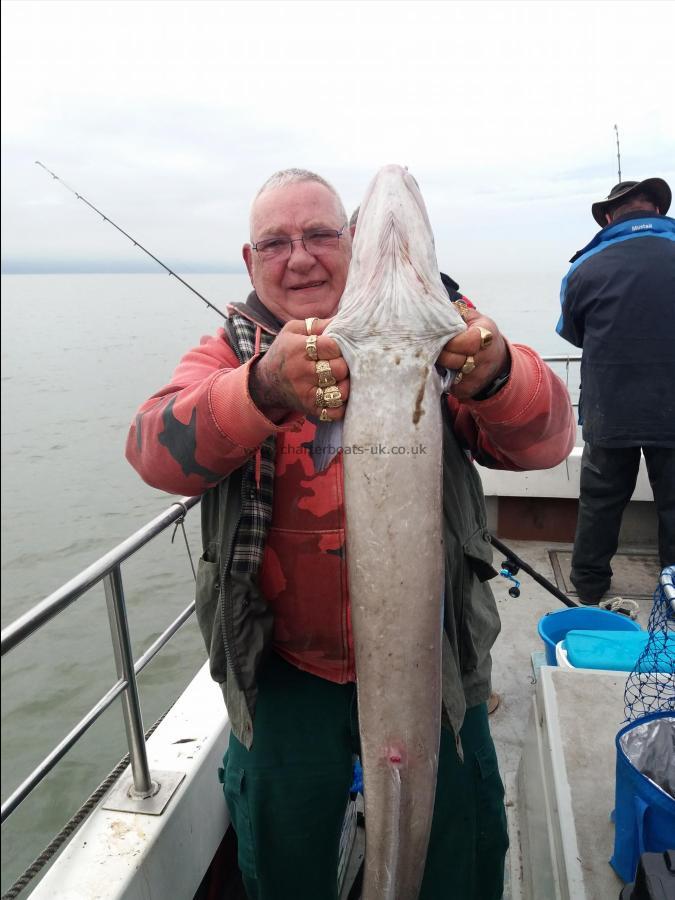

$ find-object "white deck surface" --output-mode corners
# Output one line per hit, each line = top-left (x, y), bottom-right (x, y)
(488, 539), (656, 900)
(29, 665), (231, 900)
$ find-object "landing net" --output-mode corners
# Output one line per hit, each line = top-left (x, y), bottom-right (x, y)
(623, 565), (675, 722)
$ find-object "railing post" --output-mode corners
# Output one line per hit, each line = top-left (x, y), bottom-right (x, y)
(103, 565), (155, 797)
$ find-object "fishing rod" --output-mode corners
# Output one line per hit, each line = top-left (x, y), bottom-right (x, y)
(490, 534), (578, 608)
(35, 161), (227, 319)
(614, 124), (622, 182)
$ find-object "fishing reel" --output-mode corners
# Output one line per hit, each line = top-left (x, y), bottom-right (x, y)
(500, 559), (521, 598)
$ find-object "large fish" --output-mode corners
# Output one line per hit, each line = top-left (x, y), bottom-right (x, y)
(326, 166), (466, 899)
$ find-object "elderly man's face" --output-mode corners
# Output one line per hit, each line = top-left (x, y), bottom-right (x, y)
(243, 181), (352, 322)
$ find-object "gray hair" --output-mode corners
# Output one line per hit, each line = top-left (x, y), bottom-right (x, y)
(250, 168), (347, 235)
(349, 206), (360, 228)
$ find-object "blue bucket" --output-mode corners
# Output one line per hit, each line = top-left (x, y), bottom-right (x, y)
(610, 711), (675, 883)
(537, 607), (642, 666)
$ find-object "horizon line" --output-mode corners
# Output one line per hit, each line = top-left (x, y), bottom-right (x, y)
(0, 260), (247, 275)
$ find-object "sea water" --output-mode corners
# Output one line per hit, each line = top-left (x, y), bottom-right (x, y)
(0, 271), (577, 891)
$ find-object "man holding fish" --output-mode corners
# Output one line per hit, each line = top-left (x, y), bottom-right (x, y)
(127, 166), (575, 899)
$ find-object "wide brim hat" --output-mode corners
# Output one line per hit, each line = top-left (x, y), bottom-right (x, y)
(592, 177), (671, 226)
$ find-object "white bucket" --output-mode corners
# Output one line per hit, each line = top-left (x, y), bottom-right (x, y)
(555, 640), (574, 668)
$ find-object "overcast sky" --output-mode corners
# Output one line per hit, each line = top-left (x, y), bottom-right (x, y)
(2, 0), (673, 275)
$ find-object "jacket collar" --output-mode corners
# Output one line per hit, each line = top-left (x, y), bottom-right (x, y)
(227, 291), (283, 335)
(569, 213), (674, 263)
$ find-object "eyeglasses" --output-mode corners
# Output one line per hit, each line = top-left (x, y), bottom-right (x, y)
(251, 225), (348, 261)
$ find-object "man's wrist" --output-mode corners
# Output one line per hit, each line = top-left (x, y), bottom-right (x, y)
(249, 359), (288, 422)
(471, 360), (512, 401)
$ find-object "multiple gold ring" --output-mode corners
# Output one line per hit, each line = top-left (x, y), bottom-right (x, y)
(322, 385), (343, 408)
(307, 330), (343, 415)
(315, 360), (337, 388)
(305, 334), (318, 361)
(314, 387), (344, 409)
(310, 326), (490, 401)
(452, 329), (493, 385)
(315, 384), (343, 410)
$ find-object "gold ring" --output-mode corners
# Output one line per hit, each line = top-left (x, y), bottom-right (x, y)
(305, 317), (318, 335)
(315, 360), (336, 388)
(454, 372), (463, 384)
(452, 299), (472, 323)
(305, 334), (318, 361)
(461, 356), (476, 375)
(315, 387), (324, 407)
(476, 327), (493, 349)
(322, 385), (343, 408)
(319, 408), (331, 422)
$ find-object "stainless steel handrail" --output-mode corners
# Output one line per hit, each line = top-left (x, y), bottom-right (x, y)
(542, 355), (582, 363)
(1, 494), (201, 824)
(104, 565), (154, 797)
(1, 497), (200, 655)
(1, 598), (198, 821)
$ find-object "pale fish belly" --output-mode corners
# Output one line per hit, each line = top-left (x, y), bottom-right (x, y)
(327, 164), (466, 899)
(344, 354), (444, 899)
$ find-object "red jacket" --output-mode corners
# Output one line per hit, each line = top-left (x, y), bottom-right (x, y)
(126, 309), (575, 681)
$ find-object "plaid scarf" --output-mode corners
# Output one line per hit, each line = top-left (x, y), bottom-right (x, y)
(227, 313), (276, 575)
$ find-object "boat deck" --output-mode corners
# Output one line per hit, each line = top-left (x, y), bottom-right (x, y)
(488, 538), (659, 900)
(490, 537), (656, 776)
(24, 535), (662, 900)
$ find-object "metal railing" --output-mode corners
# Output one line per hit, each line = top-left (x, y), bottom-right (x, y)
(0, 495), (201, 824)
(543, 353), (581, 412)
(542, 353), (581, 376)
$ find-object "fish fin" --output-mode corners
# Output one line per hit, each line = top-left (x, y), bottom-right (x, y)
(309, 419), (343, 473)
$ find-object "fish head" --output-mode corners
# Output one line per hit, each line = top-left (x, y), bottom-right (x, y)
(350, 164), (439, 288)
(331, 165), (465, 359)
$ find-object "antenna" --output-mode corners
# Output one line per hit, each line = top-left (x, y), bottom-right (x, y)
(614, 124), (622, 182)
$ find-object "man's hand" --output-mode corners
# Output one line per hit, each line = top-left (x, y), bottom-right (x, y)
(249, 319), (350, 422)
(437, 310), (509, 402)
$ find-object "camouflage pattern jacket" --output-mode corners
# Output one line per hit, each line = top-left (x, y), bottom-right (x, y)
(126, 293), (575, 746)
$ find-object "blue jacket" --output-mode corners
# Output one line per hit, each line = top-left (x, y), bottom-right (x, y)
(557, 212), (675, 447)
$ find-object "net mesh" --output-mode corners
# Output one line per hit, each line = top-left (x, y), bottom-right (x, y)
(624, 565), (675, 722)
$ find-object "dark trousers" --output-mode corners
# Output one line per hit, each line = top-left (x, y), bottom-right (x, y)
(571, 444), (675, 600)
(222, 652), (508, 900)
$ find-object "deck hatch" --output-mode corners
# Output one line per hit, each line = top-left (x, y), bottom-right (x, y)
(549, 550), (660, 600)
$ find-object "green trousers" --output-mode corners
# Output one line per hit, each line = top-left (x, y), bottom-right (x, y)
(222, 653), (508, 900)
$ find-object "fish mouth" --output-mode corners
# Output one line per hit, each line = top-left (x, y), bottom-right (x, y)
(288, 281), (326, 291)
(351, 165), (436, 277)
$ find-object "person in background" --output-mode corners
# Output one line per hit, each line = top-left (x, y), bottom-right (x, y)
(127, 168), (575, 899)
(557, 177), (675, 604)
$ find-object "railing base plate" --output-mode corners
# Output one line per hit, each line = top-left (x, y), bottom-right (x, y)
(102, 770), (185, 815)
